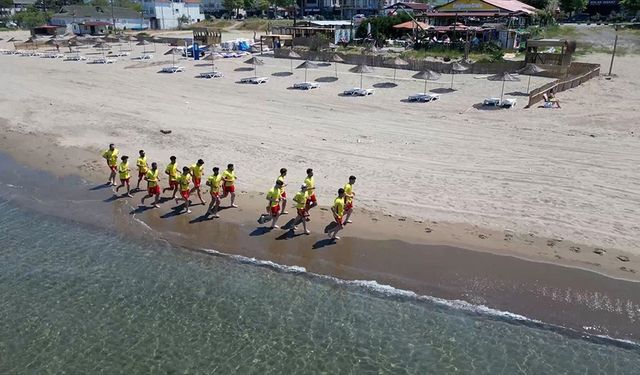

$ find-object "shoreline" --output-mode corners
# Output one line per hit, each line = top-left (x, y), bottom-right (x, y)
(1, 127), (638, 283)
(1, 145), (640, 342)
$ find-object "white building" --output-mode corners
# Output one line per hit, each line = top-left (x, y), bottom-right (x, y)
(50, 5), (150, 32)
(142, 0), (204, 30)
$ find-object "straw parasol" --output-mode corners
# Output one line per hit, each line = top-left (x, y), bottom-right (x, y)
(349, 64), (374, 89)
(283, 49), (301, 72)
(296, 60), (319, 83)
(164, 47), (182, 67)
(137, 39), (151, 54)
(449, 61), (469, 90)
(517, 64), (545, 94)
(151, 36), (162, 52)
(413, 70), (442, 93)
(385, 56), (409, 82)
(329, 53), (344, 78)
(202, 51), (221, 72)
(93, 42), (110, 58)
(244, 56), (265, 77)
(487, 72), (520, 102)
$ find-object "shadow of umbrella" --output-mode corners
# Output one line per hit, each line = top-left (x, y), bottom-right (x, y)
(487, 72), (520, 102)
(413, 69), (442, 93)
(296, 60), (318, 83)
(450, 61), (469, 90)
(329, 53), (344, 78)
(244, 56), (265, 77)
(283, 49), (301, 73)
(349, 64), (374, 88)
(517, 63), (545, 94)
(385, 56), (409, 82)
(137, 39), (151, 54)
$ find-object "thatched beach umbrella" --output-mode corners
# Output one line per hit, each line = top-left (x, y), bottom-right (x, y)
(202, 52), (221, 72)
(296, 60), (318, 83)
(349, 64), (374, 89)
(137, 39), (151, 54)
(385, 56), (409, 82)
(449, 61), (469, 90)
(151, 36), (162, 52)
(244, 56), (265, 77)
(164, 47), (182, 67)
(413, 70), (442, 93)
(93, 42), (110, 58)
(517, 64), (545, 94)
(487, 72), (520, 102)
(283, 49), (301, 73)
(329, 53), (344, 78)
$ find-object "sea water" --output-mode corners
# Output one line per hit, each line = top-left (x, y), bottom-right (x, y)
(0, 200), (639, 374)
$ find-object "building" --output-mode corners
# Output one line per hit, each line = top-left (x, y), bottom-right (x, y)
(429, 0), (537, 27)
(50, 5), (150, 32)
(142, 0), (204, 30)
(383, 2), (432, 15)
(1, 0), (37, 16)
(340, 0), (382, 19)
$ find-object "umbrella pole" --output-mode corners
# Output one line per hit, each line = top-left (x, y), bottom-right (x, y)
(451, 72), (455, 89)
(526, 75), (531, 94)
(254, 63), (257, 77)
(335, 63), (338, 78)
(500, 79), (505, 102)
(424, 78), (427, 94)
(393, 68), (397, 82)
(305, 67), (308, 83)
(290, 58), (293, 73)
(360, 71), (363, 89)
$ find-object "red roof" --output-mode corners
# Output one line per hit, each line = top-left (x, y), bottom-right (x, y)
(393, 20), (429, 29)
(36, 25), (60, 29)
(428, 11), (516, 17)
(483, 0), (536, 13)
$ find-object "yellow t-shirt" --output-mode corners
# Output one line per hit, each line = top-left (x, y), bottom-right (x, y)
(190, 163), (204, 178)
(304, 176), (315, 193)
(102, 148), (119, 167)
(207, 174), (222, 194)
(266, 187), (282, 207)
(117, 162), (130, 180)
(165, 162), (178, 182)
(223, 169), (236, 186)
(137, 156), (148, 174)
(293, 191), (308, 209)
(178, 173), (192, 192)
(277, 175), (285, 192)
(344, 183), (354, 204)
(334, 197), (345, 216)
(146, 169), (159, 187)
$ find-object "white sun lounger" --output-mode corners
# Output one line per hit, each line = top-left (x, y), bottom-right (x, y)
(293, 82), (319, 90)
(408, 93), (440, 102)
(343, 88), (374, 96)
(110, 51), (130, 57)
(90, 57), (116, 64)
(483, 97), (501, 106)
(42, 53), (65, 59)
(240, 76), (269, 84)
(161, 66), (184, 73)
(199, 71), (224, 79)
(136, 54), (153, 60)
(500, 98), (517, 108)
(64, 55), (87, 61)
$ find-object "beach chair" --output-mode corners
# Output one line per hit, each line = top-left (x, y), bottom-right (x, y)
(343, 88), (374, 96)
(42, 53), (64, 59)
(293, 82), (319, 90)
(111, 51), (130, 57)
(138, 54), (153, 60)
(239, 76), (269, 84)
(483, 97), (501, 106)
(408, 93), (440, 102)
(91, 57), (116, 64)
(199, 71), (224, 79)
(161, 66), (185, 73)
(500, 98), (517, 108)
(64, 55), (87, 61)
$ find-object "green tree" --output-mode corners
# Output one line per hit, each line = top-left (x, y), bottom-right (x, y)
(177, 14), (189, 29)
(223, 0), (243, 16)
(521, 0), (549, 9)
(620, 0), (640, 12)
(558, 0), (588, 15)
(13, 6), (51, 29)
(90, 0), (109, 7)
(118, 0), (144, 13)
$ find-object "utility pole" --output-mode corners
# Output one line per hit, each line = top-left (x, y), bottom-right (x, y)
(111, 0), (116, 31)
(608, 24), (620, 76)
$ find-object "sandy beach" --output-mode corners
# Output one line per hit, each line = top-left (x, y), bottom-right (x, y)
(1, 30), (639, 282)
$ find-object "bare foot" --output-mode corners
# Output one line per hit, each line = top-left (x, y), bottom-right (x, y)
(332, 236), (340, 240)
(153, 204), (160, 208)
(187, 209), (192, 214)
(231, 204), (238, 208)
(212, 214), (220, 218)
(271, 224), (279, 229)
(305, 230), (311, 235)
(346, 220), (353, 224)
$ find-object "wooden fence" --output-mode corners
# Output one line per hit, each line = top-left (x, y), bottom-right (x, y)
(526, 63), (600, 108)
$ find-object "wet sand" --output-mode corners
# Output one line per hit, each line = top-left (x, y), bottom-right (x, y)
(1, 151), (639, 343)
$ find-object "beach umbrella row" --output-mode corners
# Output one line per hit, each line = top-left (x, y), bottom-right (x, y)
(349, 64), (374, 89)
(244, 56), (264, 77)
(296, 60), (318, 83)
(518, 63), (545, 94)
(413, 70), (442, 93)
(487, 71), (520, 102)
(385, 57), (409, 82)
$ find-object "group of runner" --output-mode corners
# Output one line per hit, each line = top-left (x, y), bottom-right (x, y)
(102, 144), (356, 240)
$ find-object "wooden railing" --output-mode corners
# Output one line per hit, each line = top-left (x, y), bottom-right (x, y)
(526, 63), (600, 108)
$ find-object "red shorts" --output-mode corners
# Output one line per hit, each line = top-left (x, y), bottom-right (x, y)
(169, 180), (178, 189)
(307, 193), (317, 203)
(345, 202), (353, 211)
(281, 191), (287, 198)
(210, 191), (220, 198)
(193, 177), (201, 188)
(297, 208), (309, 217)
(120, 178), (130, 184)
(223, 185), (235, 194)
(148, 186), (161, 195)
(270, 204), (280, 216)
(108, 164), (117, 172)
(138, 171), (146, 178)
(335, 216), (343, 225)
(180, 190), (190, 200)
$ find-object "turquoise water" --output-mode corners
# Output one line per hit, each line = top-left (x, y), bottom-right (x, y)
(0, 200), (639, 374)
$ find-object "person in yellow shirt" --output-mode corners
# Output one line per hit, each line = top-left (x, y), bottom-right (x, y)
(343, 175), (356, 225)
(221, 163), (238, 208)
(292, 185), (310, 235)
(175, 166), (193, 214)
(304, 168), (317, 211)
(189, 159), (206, 205)
(114, 155), (132, 198)
(276, 168), (288, 215)
(328, 188), (345, 240)
(258, 179), (283, 229)
(205, 166), (223, 218)
(163, 156), (179, 199)
(101, 143), (118, 186)
(135, 150), (148, 191)
(140, 162), (161, 208)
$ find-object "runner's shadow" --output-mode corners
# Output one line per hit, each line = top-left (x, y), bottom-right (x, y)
(160, 205), (185, 219)
(281, 218), (298, 230)
(275, 230), (305, 240)
(190, 213), (213, 223)
(312, 238), (336, 249)
(90, 184), (113, 191)
(249, 227), (272, 236)
(158, 197), (174, 204)
(129, 205), (154, 215)
(103, 194), (123, 202)
(324, 221), (339, 233)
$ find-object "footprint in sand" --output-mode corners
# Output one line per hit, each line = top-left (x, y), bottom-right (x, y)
(554, 255), (563, 260)
(371, 217), (379, 222)
(504, 232), (514, 242)
(569, 246), (581, 253)
(398, 217), (407, 222)
(617, 256), (630, 262)
(425, 227), (433, 233)
(478, 234), (488, 240)
(620, 266), (636, 273)
(547, 239), (562, 247)
(593, 248), (606, 255)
